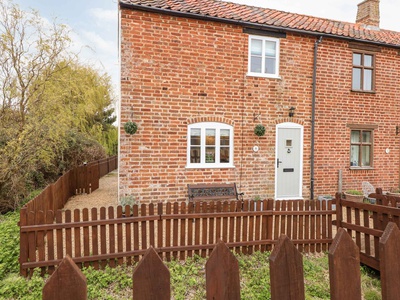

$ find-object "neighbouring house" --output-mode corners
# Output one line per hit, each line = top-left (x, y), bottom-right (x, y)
(118, 0), (400, 203)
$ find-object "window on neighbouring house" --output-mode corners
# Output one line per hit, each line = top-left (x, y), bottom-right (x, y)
(352, 52), (374, 91)
(248, 35), (280, 78)
(350, 129), (373, 168)
(187, 122), (234, 168)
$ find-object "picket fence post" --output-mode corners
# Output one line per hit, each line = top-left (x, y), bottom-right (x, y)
(42, 255), (87, 300)
(132, 246), (170, 300)
(206, 239), (240, 299)
(379, 222), (400, 300)
(329, 227), (361, 300)
(269, 235), (305, 300)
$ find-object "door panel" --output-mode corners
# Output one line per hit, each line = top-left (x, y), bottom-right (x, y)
(275, 124), (303, 199)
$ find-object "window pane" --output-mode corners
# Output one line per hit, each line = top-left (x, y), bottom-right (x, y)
(190, 147), (200, 163)
(350, 145), (360, 166)
(190, 128), (201, 145)
(251, 39), (262, 55)
(351, 130), (360, 143)
(362, 131), (371, 143)
(361, 145), (371, 166)
(264, 41), (276, 57)
(205, 148), (215, 163)
(220, 147), (230, 163)
(250, 56), (262, 73)
(364, 69), (372, 90)
(353, 53), (361, 65)
(265, 58), (276, 74)
(352, 68), (361, 90)
(220, 129), (230, 146)
(206, 129), (215, 145)
(364, 55), (373, 67)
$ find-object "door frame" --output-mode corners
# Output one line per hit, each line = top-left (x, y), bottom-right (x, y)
(274, 122), (304, 200)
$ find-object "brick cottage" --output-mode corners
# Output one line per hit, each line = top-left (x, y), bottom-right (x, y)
(118, 0), (400, 203)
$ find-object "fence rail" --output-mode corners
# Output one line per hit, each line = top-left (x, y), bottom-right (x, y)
(19, 199), (335, 276)
(335, 192), (400, 270)
(22, 156), (117, 224)
(41, 222), (400, 300)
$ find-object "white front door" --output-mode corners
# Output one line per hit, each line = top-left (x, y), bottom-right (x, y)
(275, 123), (303, 199)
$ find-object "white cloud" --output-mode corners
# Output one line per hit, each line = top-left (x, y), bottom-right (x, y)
(81, 30), (115, 55)
(89, 7), (117, 23)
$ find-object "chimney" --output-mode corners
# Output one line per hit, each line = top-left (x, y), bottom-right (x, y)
(356, 0), (380, 27)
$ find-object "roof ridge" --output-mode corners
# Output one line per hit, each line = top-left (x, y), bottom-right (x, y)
(119, 0), (400, 47)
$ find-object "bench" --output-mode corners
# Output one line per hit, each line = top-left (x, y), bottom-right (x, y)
(187, 183), (244, 202)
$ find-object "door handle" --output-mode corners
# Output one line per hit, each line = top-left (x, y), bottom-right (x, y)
(277, 158), (282, 168)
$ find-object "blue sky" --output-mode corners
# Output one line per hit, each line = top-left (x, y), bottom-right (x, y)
(14, 0), (119, 91)
(13, 0), (400, 100)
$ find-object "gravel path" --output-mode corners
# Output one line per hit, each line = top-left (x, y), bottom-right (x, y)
(63, 170), (118, 210)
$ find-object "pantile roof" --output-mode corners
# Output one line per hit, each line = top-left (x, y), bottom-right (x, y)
(120, 0), (400, 47)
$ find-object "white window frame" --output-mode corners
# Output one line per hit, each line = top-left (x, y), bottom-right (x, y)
(186, 122), (234, 169)
(247, 35), (280, 78)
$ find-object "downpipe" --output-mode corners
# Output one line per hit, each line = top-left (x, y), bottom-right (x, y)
(310, 36), (323, 200)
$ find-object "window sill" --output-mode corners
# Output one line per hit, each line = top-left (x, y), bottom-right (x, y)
(349, 166), (374, 170)
(246, 73), (281, 79)
(186, 164), (235, 169)
(350, 89), (376, 94)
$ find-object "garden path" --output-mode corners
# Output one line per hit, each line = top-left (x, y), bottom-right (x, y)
(63, 170), (118, 211)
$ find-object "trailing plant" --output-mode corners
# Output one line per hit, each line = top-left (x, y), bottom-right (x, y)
(124, 121), (138, 135)
(254, 124), (266, 137)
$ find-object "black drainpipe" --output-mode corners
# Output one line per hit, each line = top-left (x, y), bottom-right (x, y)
(310, 36), (323, 200)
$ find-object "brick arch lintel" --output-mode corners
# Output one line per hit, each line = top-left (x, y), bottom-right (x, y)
(273, 117), (305, 126)
(187, 115), (235, 126)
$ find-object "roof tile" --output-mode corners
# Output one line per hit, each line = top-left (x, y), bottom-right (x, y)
(120, 0), (400, 46)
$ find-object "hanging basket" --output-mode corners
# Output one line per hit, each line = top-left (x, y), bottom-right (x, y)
(254, 124), (266, 137)
(124, 121), (138, 135)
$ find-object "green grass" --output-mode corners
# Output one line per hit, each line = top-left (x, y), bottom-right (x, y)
(0, 211), (382, 299)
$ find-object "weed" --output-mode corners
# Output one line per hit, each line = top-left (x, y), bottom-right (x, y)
(168, 255), (206, 299)
(82, 265), (132, 300)
(0, 211), (20, 279)
(0, 268), (45, 299)
(237, 251), (271, 299)
(303, 253), (330, 299)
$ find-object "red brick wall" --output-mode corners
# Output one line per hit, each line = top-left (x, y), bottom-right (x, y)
(119, 8), (400, 203)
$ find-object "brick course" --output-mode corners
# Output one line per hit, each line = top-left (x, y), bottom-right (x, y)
(119, 8), (400, 202)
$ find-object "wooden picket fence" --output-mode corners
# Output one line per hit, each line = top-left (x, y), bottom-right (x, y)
(335, 192), (400, 270)
(22, 156), (117, 224)
(42, 222), (400, 300)
(19, 199), (335, 276)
